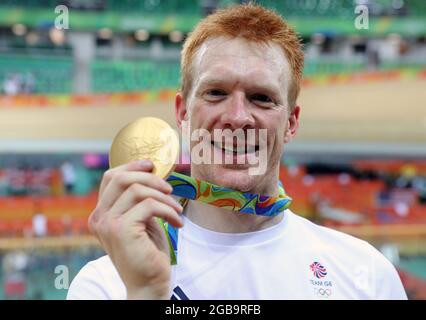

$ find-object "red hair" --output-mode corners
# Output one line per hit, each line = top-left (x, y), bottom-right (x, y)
(181, 3), (304, 110)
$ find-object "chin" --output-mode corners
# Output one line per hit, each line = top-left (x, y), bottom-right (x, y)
(194, 164), (260, 192)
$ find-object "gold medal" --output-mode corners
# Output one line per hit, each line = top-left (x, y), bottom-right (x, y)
(109, 117), (180, 179)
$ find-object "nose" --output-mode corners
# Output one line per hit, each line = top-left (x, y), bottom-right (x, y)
(220, 91), (255, 130)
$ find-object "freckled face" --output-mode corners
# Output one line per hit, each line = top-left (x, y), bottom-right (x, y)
(180, 37), (295, 194)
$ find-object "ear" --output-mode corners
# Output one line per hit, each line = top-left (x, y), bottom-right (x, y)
(284, 105), (300, 144)
(175, 92), (188, 129)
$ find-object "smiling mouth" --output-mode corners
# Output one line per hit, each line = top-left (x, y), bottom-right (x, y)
(211, 141), (260, 155)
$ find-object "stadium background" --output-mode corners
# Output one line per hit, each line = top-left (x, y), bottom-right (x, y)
(0, 0), (425, 299)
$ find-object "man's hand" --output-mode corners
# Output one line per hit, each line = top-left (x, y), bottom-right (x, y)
(88, 160), (183, 299)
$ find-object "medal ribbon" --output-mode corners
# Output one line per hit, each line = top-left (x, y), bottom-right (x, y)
(159, 171), (292, 264)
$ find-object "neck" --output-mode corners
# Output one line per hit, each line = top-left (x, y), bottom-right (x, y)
(185, 167), (284, 233)
(185, 199), (284, 234)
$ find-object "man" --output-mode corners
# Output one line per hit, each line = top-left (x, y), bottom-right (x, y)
(67, 4), (407, 300)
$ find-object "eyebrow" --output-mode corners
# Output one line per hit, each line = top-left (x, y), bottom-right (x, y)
(198, 78), (227, 88)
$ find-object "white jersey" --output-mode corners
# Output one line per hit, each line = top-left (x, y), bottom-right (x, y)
(67, 209), (407, 300)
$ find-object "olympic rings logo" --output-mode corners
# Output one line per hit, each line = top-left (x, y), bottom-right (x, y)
(314, 288), (332, 297)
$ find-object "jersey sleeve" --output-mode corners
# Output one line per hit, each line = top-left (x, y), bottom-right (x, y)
(67, 262), (112, 300)
(373, 251), (408, 300)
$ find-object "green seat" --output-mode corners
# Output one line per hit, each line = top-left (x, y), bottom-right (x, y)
(0, 55), (73, 94)
(0, 0), (425, 16)
(91, 59), (180, 92)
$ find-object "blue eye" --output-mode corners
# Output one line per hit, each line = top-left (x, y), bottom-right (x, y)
(207, 89), (227, 96)
(251, 94), (273, 103)
(204, 89), (227, 102)
(250, 94), (276, 107)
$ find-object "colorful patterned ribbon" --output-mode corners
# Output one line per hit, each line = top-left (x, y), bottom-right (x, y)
(159, 171), (292, 265)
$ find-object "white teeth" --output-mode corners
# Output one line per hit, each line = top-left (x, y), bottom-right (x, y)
(212, 141), (257, 154)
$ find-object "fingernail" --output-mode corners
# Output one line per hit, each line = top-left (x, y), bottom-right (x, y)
(173, 200), (183, 212)
(165, 183), (173, 193)
(138, 160), (152, 167)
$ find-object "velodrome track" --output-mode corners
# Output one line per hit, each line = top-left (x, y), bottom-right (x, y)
(0, 78), (425, 154)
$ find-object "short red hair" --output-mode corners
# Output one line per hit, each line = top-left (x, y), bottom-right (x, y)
(180, 3), (304, 110)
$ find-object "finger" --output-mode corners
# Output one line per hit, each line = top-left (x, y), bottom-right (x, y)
(124, 198), (183, 229)
(99, 160), (154, 196)
(109, 183), (183, 217)
(98, 171), (173, 211)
